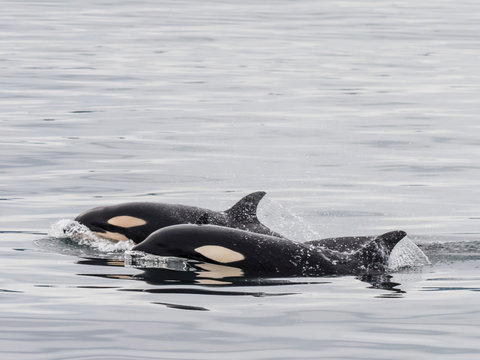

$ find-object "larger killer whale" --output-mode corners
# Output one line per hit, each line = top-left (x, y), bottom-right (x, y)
(75, 191), (281, 243)
(132, 224), (407, 276)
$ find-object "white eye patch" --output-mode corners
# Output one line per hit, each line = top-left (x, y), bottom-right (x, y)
(107, 216), (147, 228)
(194, 245), (245, 264)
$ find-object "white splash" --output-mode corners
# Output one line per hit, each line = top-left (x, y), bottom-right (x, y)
(388, 237), (431, 271)
(124, 250), (191, 270)
(257, 197), (321, 241)
(49, 219), (135, 253)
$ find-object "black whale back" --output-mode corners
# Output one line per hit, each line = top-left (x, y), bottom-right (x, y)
(133, 224), (336, 276)
(75, 191), (279, 243)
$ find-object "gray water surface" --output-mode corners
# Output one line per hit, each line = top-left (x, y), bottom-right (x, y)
(1, 0), (480, 359)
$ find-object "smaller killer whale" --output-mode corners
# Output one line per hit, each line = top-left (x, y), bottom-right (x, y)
(75, 191), (281, 243)
(132, 224), (407, 276)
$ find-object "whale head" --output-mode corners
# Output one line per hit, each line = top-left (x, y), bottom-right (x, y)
(75, 203), (152, 243)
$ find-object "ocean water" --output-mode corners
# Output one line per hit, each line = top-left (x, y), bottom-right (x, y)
(1, 0), (480, 359)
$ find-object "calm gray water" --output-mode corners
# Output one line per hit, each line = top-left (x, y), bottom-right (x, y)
(1, 0), (480, 359)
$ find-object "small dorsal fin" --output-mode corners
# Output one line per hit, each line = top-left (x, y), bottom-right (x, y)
(351, 230), (407, 272)
(225, 191), (266, 223)
(376, 230), (407, 251)
(196, 213), (213, 225)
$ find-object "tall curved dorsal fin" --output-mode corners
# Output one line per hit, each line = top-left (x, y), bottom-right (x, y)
(225, 191), (266, 223)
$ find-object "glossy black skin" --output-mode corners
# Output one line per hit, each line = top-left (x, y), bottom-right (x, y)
(304, 232), (406, 253)
(75, 191), (281, 244)
(133, 224), (407, 276)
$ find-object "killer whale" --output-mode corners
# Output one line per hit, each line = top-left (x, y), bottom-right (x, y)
(132, 224), (406, 276)
(75, 191), (281, 243)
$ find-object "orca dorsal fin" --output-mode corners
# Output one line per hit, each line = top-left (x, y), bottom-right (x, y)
(376, 230), (407, 251)
(225, 191), (266, 223)
(351, 230), (407, 273)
